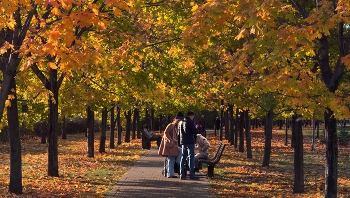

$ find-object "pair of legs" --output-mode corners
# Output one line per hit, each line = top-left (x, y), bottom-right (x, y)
(149, 135), (162, 148)
(180, 144), (195, 178)
(167, 146), (182, 178)
(194, 152), (208, 170)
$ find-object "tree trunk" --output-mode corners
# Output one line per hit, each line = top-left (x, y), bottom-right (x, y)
(159, 114), (163, 134)
(99, 108), (107, 153)
(219, 99), (224, 141)
(109, 106), (115, 148)
(136, 108), (141, 139)
(224, 110), (229, 140)
(285, 118), (289, 146)
(61, 116), (66, 139)
(292, 115), (304, 193)
(244, 110), (252, 159)
(87, 107), (94, 158)
(132, 108), (137, 139)
(279, 120), (283, 130)
(234, 108), (239, 148)
(125, 110), (131, 143)
(228, 104), (235, 145)
(325, 108), (338, 197)
(239, 111), (244, 152)
(41, 123), (46, 144)
(312, 111), (316, 151)
(151, 108), (155, 131)
(7, 77), (22, 194)
(48, 68), (59, 177)
(316, 121), (319, 138)
(117, 106), (122, 145)
(262, 109), (273, 167)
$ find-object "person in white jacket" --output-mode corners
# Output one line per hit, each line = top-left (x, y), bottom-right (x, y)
(194, 134), (210, 171)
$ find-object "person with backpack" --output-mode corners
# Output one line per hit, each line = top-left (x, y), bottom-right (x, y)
(178, 111), (199, 180)
(194, 134), (210, 172)
(158, 112), (183, 178)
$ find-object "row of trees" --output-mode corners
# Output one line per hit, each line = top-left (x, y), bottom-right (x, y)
(1, 0), (349, 197)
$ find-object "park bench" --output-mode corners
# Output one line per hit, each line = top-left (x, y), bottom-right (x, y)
(198, 141), (226, 178)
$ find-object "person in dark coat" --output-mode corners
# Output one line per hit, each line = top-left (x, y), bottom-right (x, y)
(215, 117), (221, 134)
(197, 115), (206, 137)
(178, 111), (198, 180)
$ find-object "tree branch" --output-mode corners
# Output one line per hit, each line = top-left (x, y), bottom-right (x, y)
(31, 63), (51, 90)
(290, 0), (308, 18)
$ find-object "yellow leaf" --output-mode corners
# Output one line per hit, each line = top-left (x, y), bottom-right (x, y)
(6, 20), (16, 30)
(52, 7), (61, 16)
(0, 41), (14, 54)
(113, 8), (122, 16)
(235, 28), (246, 40)
(191, 4), (198, 12)
(48, 62), (58, 69)
(5, 99), (11, 107)
(8, 94), (15, 100)
(92, 8), (99, 15)
(98, 21), (107, 30)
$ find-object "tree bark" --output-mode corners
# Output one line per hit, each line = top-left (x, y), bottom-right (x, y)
(151, 108), (155, 131)
(262, 109), (273, 167)
(117, 106), (122, 145)
(136, 108), (141, 139)
(228, 104), (235, 145)
(219, 99), (224, 141)
(99, 108), (107, 153)
(285, 118), (289, 146)
(292, 115), (304, 193)
(61, 116), (66, 139)
(312, 111), (316, 151)
(109, 106), (115, 148)
(125, 110), (131, 143)
(239, 111), (244, 152)
(87, 107), (94, 158)
(244, 110), (252, 159)
(7, 77), (22, 194)
(41, 123), (46, 144)
(159, 114), (163, 134)
(234, 108), (239, 148)
(132, 108), (137, 139)
(224, 109), (229, 140)
(325, 108), (338, 198)
(47, 68), (59, 176)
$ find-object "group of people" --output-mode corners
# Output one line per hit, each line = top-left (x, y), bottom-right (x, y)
(157, 111), (210, 180)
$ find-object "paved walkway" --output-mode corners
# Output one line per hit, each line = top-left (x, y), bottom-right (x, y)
(107, 145), (217, 198)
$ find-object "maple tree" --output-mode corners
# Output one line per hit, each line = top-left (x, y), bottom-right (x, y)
(1, 0), (349, 197)
(181, 0), (350, 197)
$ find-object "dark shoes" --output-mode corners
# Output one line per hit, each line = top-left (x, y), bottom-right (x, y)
(180, 177), (186, 180)
(168, 176), (177, 178)
(189, 177), (199, 180)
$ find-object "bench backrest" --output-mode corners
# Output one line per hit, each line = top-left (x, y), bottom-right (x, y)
(212, 142), (223, 157)
(211, 142), (225, 164)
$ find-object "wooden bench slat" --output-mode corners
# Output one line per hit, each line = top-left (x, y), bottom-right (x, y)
(198, 141), (226, 177)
